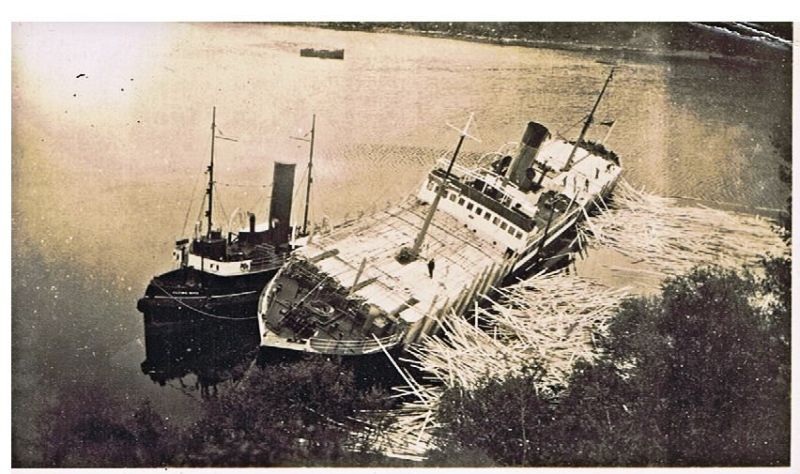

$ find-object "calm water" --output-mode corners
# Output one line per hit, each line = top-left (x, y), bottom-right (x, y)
(11, 23), (791, 464)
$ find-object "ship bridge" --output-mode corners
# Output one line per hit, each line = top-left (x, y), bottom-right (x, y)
(418, 131), (621, 253)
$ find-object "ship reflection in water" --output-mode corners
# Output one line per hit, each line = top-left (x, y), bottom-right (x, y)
(140, 316), (260, 397)
(140, 312), (407, 395)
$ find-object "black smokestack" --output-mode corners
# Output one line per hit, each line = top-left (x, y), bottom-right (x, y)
(249, 213), (256, 232)
(268, 161), (296, 245)
(507, 122), (550, 190)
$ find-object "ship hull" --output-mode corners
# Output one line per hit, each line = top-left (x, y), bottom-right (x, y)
(138, 266), (278, 326)
(258, 176), (619, 356)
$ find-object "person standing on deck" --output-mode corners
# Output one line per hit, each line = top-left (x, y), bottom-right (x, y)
(427, 258), (435, 278)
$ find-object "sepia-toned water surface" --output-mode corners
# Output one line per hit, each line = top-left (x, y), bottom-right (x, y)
(11, 23), (791, 463)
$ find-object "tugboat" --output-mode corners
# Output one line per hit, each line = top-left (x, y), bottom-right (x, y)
(138, 109), (317, 326)
(257, 70), (622, 356)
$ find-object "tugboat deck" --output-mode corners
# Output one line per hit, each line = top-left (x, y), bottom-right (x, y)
(296, 198), (505, 325)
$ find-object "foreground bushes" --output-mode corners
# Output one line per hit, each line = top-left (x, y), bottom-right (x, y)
(38, 357), (394, 467)
(432, 262), (790, 466)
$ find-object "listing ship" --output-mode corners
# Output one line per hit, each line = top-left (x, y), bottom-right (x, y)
(300, 48), (345, 60)
(257, 71), (622, 355)
(138, 110), (317, 326)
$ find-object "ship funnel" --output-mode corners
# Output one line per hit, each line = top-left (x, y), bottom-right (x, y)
(269, 161), (296, 246)
(506, 122), (550, 191)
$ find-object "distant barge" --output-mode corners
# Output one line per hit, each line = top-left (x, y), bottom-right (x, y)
(300, 48), (344, 60)
(257, 70), (622, 356)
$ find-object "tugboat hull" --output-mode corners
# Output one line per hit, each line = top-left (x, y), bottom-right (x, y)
(137, 267), (278, 326)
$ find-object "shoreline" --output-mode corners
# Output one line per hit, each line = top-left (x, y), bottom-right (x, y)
(300, 22), (790, 65)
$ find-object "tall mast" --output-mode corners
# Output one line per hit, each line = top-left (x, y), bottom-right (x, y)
(409, 113), (475, 258)
(563, 68), (614, 171)
(302, 114), (315, 235)
(206, 106), (217, 237)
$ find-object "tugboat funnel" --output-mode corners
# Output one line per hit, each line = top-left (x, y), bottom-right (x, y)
(507, 122), (550, 191)
(269, 161), (296, 246)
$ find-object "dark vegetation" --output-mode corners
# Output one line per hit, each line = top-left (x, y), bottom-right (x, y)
(36, 357), (400, 467)
(308, 22), (791, 61)
(431, 263), (790, 466)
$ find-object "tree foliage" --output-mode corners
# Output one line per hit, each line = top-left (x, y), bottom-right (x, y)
(179, 357), (392, 466)
(605, 267), (790, 465)
(432, 263), (790, 466)
(430, 364), (557, 466)
(37, 356), (395, 467)
(39, 387), (177, 467)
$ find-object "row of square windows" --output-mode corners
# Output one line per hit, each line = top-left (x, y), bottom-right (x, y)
(428, 182), (525, 239)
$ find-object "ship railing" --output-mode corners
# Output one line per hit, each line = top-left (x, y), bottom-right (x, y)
(250, 253), (288, 271)
(250, 263), (285, 273)
(434, 157), (480, 180)
(258, 264), (287, 316)
(308, 332), (404, 355)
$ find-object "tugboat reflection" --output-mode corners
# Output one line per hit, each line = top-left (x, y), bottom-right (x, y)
(140, 316), (260, 397)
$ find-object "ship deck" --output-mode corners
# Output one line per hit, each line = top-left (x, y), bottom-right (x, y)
(296, 197), (507, 325)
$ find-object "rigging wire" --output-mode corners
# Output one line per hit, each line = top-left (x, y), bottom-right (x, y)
(213, 183), (230, 230)
(465, 114), (483, 143)
(557, 77), (615, 141)
(217, 182), (273, 189)
(249, 190), (271, 219)
(195, 192), (207, 235)
(292, 165), (310, 224)
(556, 114), (589, 139)
(180, 168), (207, 237)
